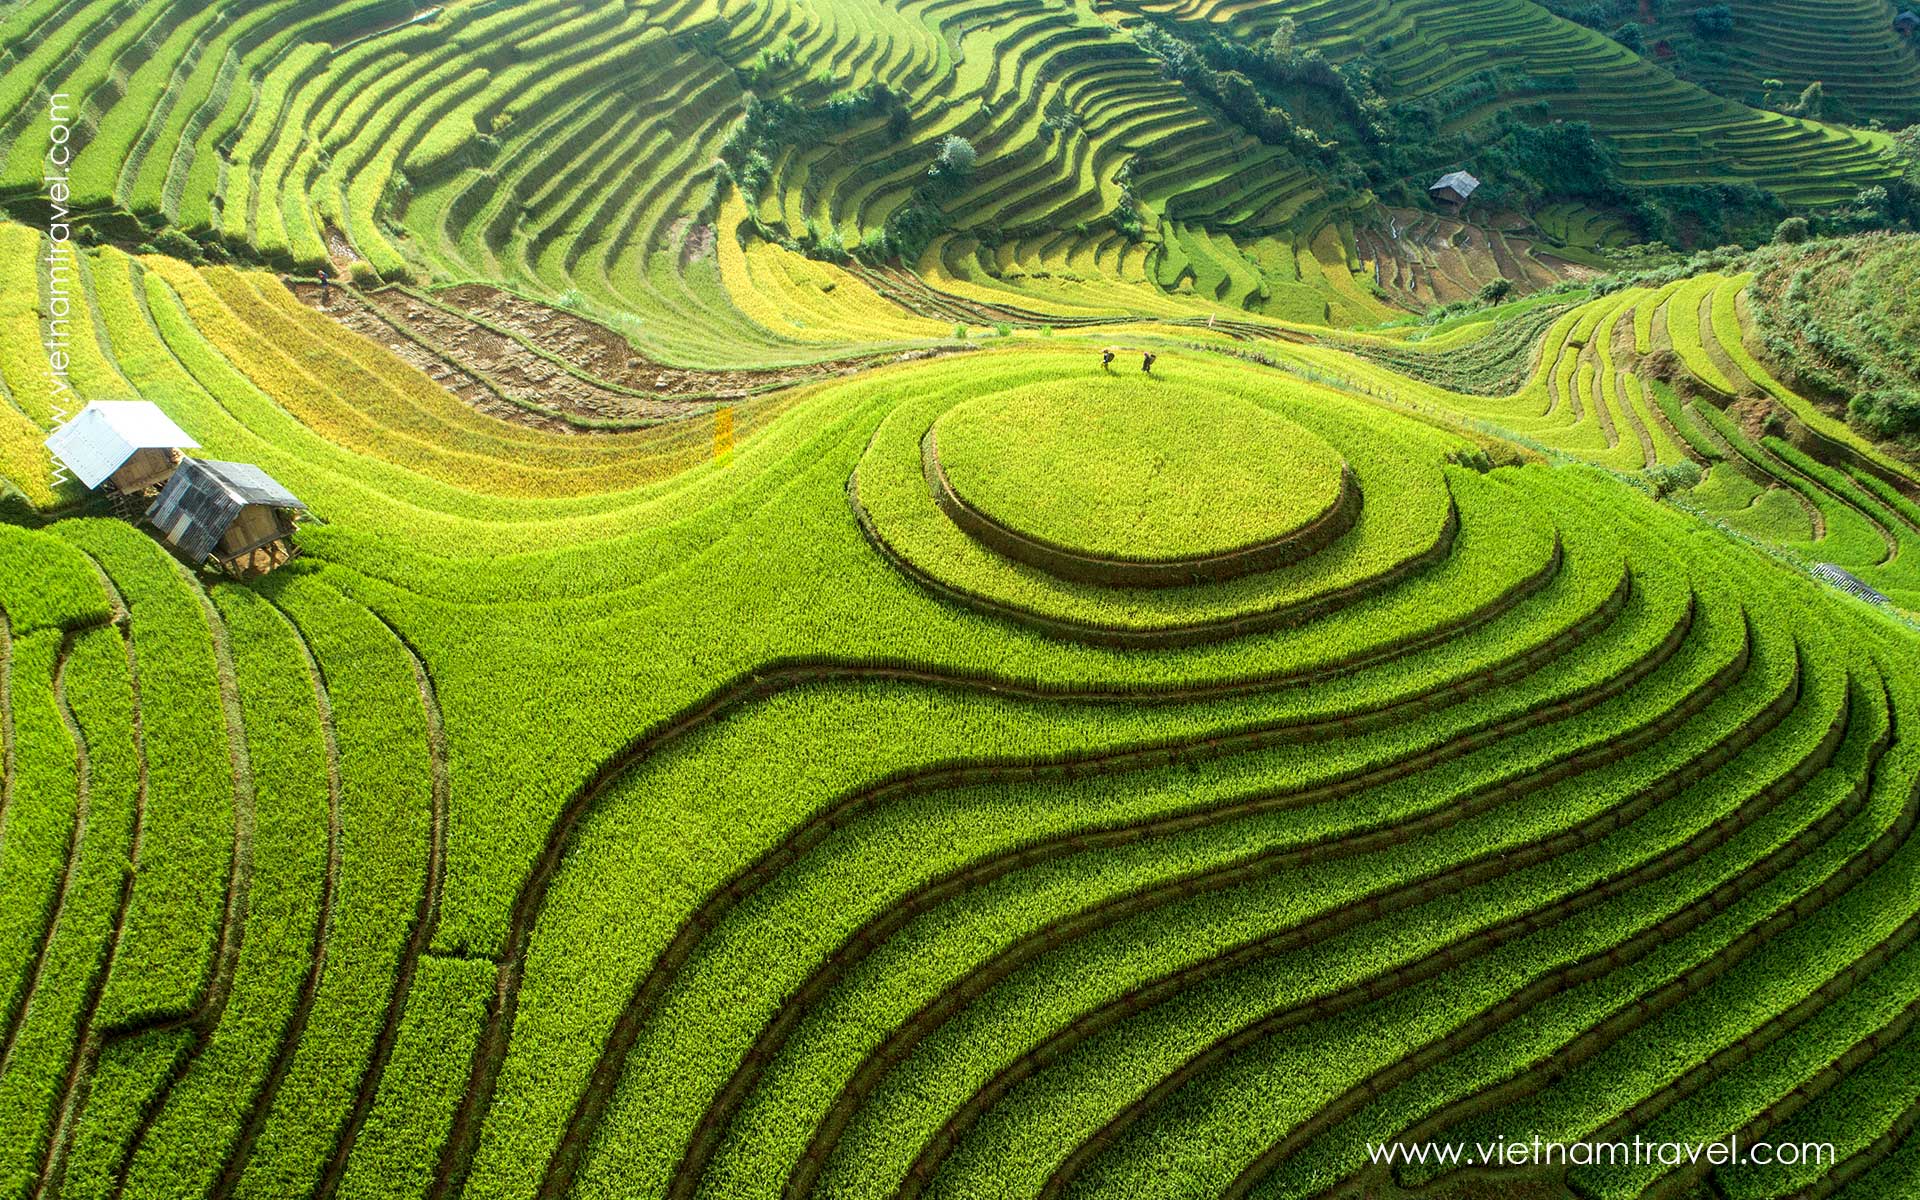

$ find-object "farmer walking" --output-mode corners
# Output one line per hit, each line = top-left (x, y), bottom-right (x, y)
(1101, 347), (1115, 372)
(1141, 351), (1157, 374)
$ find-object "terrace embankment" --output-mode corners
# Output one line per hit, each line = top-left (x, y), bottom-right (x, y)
(1358, 207), (1603, 309)
(291, 281), (972, 429)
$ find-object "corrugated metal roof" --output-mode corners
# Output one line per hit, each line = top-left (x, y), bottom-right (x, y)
(44, 401), (199, 489)
(147, 458), (305, 564)
(1430, 170), (1481, 197)
(198, 460), (306, 509)
(1810, 562), (1891, 606)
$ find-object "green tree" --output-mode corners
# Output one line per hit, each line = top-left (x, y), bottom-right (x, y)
(933, 135), (976, 179)
(1787, 81), (1824, 119)
(1266, 17), (1298, 63)
(1690, 4), (1734, 36)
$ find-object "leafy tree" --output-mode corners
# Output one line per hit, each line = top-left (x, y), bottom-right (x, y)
(1786, 81), (1824, 119)
(1133, 24), (1341, 164)
(1850, 389), (1920, 439)
(1613, 21), (1646, 52)
(719, 83), (904, 204)
(1643, 460), (1703, 497)
(1498, 118), (1619, 200)
(933, 134), (976, 178)
(1267, 17), (1298, 63)
(1478, 277), (1515, 304)
(152, 228), (204, 263)
(1853, 185), (1892, 218)
(1636, 182), (1784, 247)
(1690, 4), (1734, 36)
(1774, 216), (1811, 244)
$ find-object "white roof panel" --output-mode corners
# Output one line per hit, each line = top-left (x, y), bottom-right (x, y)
(44, 401), (198, 490)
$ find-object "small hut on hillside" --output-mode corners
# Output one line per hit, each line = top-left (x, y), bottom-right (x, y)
(45, 401), (199, 499)
(1428, 170), (1481, 208)
(1896, 10), (1919, 35)
(147, 458), (308, 577)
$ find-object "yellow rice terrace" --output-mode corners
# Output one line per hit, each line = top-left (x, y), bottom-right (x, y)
(929, 380), (1354, 583)
(2, 1), (1920, 1199)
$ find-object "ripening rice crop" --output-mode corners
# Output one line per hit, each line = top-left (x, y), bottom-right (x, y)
(1, 0), (1918, 1193)
(4, 229), (1919, 1200)
(928, 380), (1351, 571)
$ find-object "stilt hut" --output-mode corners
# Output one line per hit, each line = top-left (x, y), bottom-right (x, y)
(1428, 170), (1481, 209)
(147, 458), (308, 577)
(45, 401), (199, 502)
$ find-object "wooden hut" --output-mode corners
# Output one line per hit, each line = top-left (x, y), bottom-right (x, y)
(1428, 170), (1481, 208)
(1896, 11), (1919, 35)
(147, 458), (308, 577)
(44, 401), (199, 501)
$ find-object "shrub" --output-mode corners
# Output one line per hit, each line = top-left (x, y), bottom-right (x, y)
(1266, 17), (1297, 61)
(152, 228), (203, 262)
(1642, 459), (1703, 497)
(1774, 217), (1811, 245)
(1786, 80), (1824, 119)
(872, 200), (947, 263)
(1114, 186), (1147, 242)
(1690, 4), (1734, 37)
(932, 135), (976, 179)
(1849, 388), (1920, 439)
(1131, 23), (1341, 163)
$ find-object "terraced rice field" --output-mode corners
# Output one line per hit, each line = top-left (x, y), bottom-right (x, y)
(0, 220), (1917, 1199)
(1323, 270), (1920, 606)
(1358, 206), (1603, 308)
(6, 0), (1904, 350)
(1648, 0), (1920, 125)
(1113, 0), (1901, 207)
(5, 0), (1920, 1197)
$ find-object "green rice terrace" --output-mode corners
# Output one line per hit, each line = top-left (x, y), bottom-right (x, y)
(4, 0), (1920, 1198)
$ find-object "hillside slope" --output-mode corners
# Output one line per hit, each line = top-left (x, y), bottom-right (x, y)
(1, 232), (1919, 1200)
(3, 1), (1920, 1198)
(2, 0), (1906, 352)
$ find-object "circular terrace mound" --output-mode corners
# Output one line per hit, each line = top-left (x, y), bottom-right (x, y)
(848, 352), (1466, 647)
(925, 379), (1358, 587)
